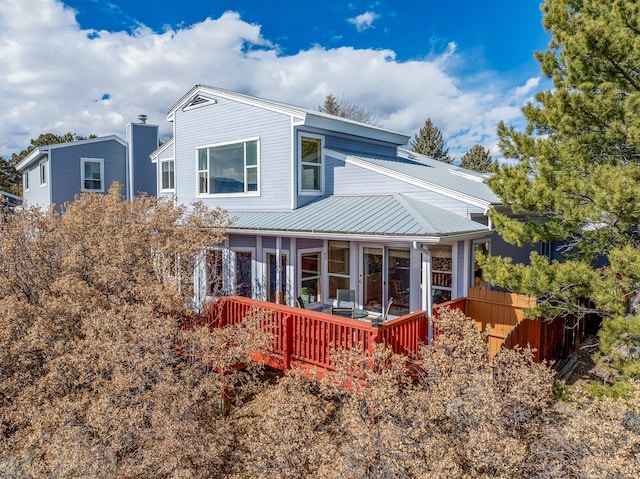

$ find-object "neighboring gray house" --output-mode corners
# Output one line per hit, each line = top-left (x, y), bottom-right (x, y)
(16, 119), (158, 209)
(151, 85), (538, 316)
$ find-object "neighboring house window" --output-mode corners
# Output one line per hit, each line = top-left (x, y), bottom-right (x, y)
(197, 139), (259, 195)
(23, 172), (29, 191)
(39, 160), (47, 187)
(160, 159), (175, 191)
(300, 250), (321, 305)
(298, 134), (324, 193)
(81, 158), (104, 192)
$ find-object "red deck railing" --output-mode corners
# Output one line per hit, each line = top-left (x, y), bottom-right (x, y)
(198, 296), (430, 373)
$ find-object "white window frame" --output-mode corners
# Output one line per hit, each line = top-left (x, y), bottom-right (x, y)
(160, 158), (175, 192)
(195, 137), (260, 197)
(298, 248), (323, 306)
(23, 171), (29, 192)
(39, 160), (47, 187)
(297, 132), (324, 195)
(80, 157), (105, 192)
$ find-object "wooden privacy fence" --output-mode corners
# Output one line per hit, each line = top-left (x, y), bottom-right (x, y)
(435, 287), (594, 363)
(198, 296), (429, 374)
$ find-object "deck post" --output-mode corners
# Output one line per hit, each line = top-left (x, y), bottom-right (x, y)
(283, 314), (294, 370)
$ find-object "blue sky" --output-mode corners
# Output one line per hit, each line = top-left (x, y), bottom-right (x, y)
(0, 0), (550, 160)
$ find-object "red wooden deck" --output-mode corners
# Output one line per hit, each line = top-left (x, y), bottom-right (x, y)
(198, 296), (430, 374)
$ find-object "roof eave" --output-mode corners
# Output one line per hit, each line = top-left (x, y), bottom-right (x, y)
(304, 114), (409, 145)
(16, 148), (47, 171)
(227, 227), (490, 243)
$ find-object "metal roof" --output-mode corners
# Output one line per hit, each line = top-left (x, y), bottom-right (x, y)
(227, 194), (489, 240)
(339, 148), (500, 206)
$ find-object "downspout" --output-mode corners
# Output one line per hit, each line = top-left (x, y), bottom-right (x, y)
(413, 242), (433, 341)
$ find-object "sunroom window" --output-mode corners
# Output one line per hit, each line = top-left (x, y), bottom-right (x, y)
(197, 139), (258, 195)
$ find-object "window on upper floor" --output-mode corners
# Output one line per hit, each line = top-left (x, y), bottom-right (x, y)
(39, 160), (47, 187)
(298, 134), (324, 194)
(23, 172), (29, 191)
(160, 159), (175, 191)
(197, 138), (259, 196)
(81, 158), (104, 192)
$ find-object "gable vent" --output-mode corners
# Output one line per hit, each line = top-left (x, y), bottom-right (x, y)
(183, 95), (217, 111)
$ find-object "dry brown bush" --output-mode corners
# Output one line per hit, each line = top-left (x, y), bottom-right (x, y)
(2, 191), (639, 477)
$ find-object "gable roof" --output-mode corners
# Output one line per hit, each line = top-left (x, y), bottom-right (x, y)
(226, 194), (489, 242)
(15, 135), (127, 171)
(167, 84), (410, 146)
(150, 136), (174, 162)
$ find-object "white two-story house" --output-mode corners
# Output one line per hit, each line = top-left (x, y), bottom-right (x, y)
(152, 85), (535, 316)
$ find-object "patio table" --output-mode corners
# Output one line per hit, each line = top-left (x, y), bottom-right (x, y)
(322, 308), (369, 319)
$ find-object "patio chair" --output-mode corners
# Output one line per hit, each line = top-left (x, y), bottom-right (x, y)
(296, 296), (306, 309)
(371, 298), (394, 327)
(330, 307), (354, 318)
(336, 289), (355, 309)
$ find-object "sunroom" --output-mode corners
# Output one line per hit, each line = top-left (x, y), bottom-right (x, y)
(197, 194), (493, 319)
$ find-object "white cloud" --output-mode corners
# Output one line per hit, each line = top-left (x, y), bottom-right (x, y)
(0, 0), (541, 163)
(348, 11), (378, 32)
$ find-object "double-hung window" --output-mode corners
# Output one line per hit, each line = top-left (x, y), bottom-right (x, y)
(160, 159), (175, 191)
(81, 158), (104, 192)
(298, 134), (324, 194)
(197, 138), (259, 195)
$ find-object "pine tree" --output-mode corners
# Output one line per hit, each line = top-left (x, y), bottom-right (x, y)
(0, 156), (20, 195)
(482, 0), (640, 373)
(460, 144), (494, 172)
(410, 118), (453, 163)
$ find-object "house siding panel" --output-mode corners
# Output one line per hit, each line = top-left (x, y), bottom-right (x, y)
(51, 140), (127, 206)
(128, 123), (158, 196)
(324, 134), (399, 158)
(296, 238), (323, 250)
(173, 97), (292, 210)
(24, 163), (51, 208)
(229, 234), (256, 249)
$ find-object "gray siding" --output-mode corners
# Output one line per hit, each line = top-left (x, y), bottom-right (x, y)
(229, 234), (256, 249)
(173, 97), (292, 210)
(50, 140), (127, 206)
(324, 133), (398, 158)
(489, 230), (537, 265)
(296, 238), (323, 250)
(128, 123), (158, 196)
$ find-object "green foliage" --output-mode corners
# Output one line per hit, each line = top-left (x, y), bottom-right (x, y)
(552, 380), (571, 401)
(0, 157), (20, 195)
(585, 380), (637, 400)
(410, 118), (453, 163)
(484, 0), (640, 373)
(460, 144), (494, 172)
